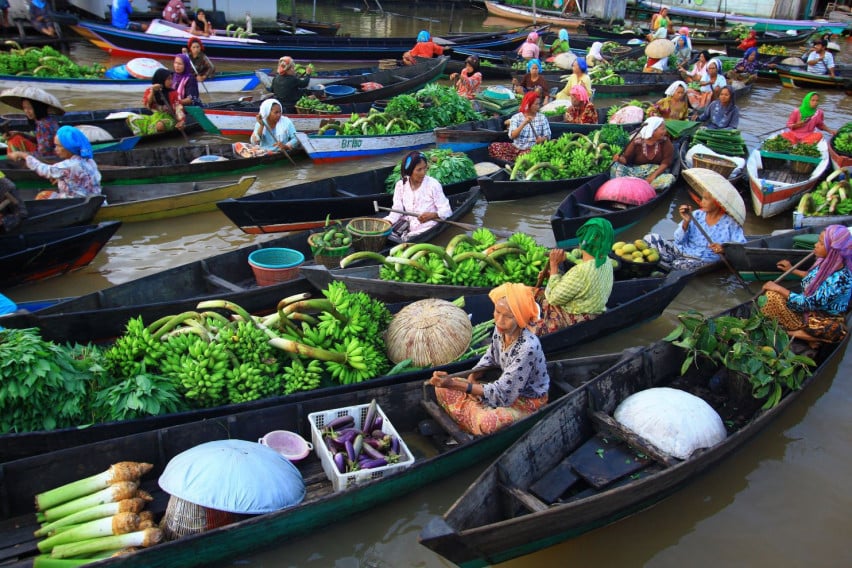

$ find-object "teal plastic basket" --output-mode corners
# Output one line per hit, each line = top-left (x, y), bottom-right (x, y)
(248, 248), (305, 286)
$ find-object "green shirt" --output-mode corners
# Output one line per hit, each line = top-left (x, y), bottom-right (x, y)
(544, 259), (613, 315)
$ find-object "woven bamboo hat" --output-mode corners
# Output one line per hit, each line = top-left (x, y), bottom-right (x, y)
(645, 38), (675, 59)
(0, 86), (65, 115)
(682, 168), (746, 226)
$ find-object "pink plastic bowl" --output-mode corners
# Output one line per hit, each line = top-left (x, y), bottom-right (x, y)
(258, 430), (313, 462)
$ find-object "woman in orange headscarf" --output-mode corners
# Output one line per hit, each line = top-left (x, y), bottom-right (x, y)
(430, 283), (550, 435)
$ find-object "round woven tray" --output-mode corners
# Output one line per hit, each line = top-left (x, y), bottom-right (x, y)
(693, 154), (736, 178)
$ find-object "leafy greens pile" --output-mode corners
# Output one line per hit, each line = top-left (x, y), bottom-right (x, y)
(384, 149), (477, 192)
(509, 129), (626, 181)
(0, 44), (105, 78)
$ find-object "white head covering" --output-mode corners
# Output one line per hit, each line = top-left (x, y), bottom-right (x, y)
(639, 116), (665, 139)
(588, 42), (604, 61)
(707, 58), (723, 73)
(665, 80), (688, 97)
(259, 98), (282, 121)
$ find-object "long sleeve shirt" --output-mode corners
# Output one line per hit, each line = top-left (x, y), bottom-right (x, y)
(384, 175), (452, 237)
(25, 155), (102, 198)
(508, 111), (551, 151)
(473, 329), (549, 408)
(250, 116), (299, 150)
(673, 209), (745, 262)
(544, 259), (613, 315)
(788, 267), (852, 316)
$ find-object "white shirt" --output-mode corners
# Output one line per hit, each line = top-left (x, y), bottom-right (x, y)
(807, 50), (835, 75)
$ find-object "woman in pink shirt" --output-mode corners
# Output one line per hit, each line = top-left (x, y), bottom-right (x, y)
(383, 151), (452, 240)
(517, 32), (540, 60)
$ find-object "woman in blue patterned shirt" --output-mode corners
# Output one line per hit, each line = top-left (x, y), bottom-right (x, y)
(761, 225), (852, 346)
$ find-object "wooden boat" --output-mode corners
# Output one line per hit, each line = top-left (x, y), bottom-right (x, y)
(0, 266), (688, 463)
(722, 225), (826, 280)
(0, 221), (121, 289)
(70, 19), (537, 61)
(295, 129), (436, 163)
(694, 27), (815, 47)
(1, 142), (299, 189)
(13, 195), (106, 233)
(828, 132), (852, 171)
(677, 141), (747, 188)
(747, 131), (830, 218)
(435, 117), (609, 152)
(0, 69), (260, 94)
(775, 65), (852, 90)
(538, 67), (672, 97)
(216, 151), (486, 233)
(275, 13), (342, 36)
(418, 303), (851, 567)
(478, 167), (600, 203)
(484, 1), (584, 29)
(0, 351), (629, 567)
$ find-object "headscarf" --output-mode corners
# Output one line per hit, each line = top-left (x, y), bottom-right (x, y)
(173, 53), (194, 82)
(707, 58), (723, 74)
(805, 225), (852, 296)
(519, 91), (539, 114)
(576, 218), (614, 268)
(417, 30), (430, 43)
(488, 283), (540, 330)
(678, 26), (690, 35)
(714, 85), (738, 125)
(575, 57), (588, 74)
(258, 98), (282, 122)
(639, 116), (665, 139)
(558, 29), (569, 42)
(743, 46), (757, 61)
(56, 125), (93, 159)
(526, 58), (541, 73)
(527, 31), (539, 43)
(150, 67), (172, 107)
(32, 0), (46, 7)
(587, 42), (604, 61)
(569, 84), (589, 104)
(278, 56), (295, 72)
(799, 91), (818, 120)
(465, 55), (480, 73)
(187, 36), (204, 51)
(665, 80), (688, 97)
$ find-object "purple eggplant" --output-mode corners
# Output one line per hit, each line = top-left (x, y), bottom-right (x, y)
(324, 436), (338, 453)
(362, 399), (378, 433)
(360, 458), (388, 469)
(345, 439), (356, 462)
(371, 429), (384, 439)
(361, 440), (386, 460)
(372, 415), (383, 432)
(325, 414), (355, 431)
(390, 435), (400, 455)
(352, 434), (364, 459)
(333, 452), (346, 474)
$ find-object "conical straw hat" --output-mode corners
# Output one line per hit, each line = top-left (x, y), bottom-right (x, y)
(0, 86), (65, 115)
(682, 167), (746, 226)
(645, 38), (675, 59)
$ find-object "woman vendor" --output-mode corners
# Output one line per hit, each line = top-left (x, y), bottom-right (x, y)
(647, 80), (690, 120)
(686, 58), (726, 110)
(555, 58), (592, 100)
(585, 41), (607, 68)
(644, 191), (746, 271)
(760, 225), (852, 348)
(383, 150), (452, 241)
(235, 98), (299, 157)
(562, 84), (598, 124)
(725, 47), (773, 84)
(781, 92), (836, 145)
(185, 37), (216, 82)
(487, 91), (551, 162)
(1, 93), (60, 158)
(449, 55), (482, 102)
(512, 58), (549, 104)
(517, 31), (540, 60)
(531, 218), (615, 335)
(609, 117), (676, 190)
(691, 85), (740, 130)
(429, 283), (550, 436)
(678, 49), (709, 83)
(549, 29), (571, 58)
(402, 30), (445, 65)
(172, 53), (202, 107)
(127, 68), (185, 135)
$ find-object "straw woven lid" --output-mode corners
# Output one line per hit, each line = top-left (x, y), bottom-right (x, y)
(645, 38), (675, 59)
(826, 41), (841, 52)
(682, 167), (746, 226)
(0, 86), (65, 115)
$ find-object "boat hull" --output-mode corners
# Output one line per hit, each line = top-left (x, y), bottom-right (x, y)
(776, 66), (851, 90)
(0, 71), (259, 93)
(296, 130), (436, 163)
(484, 0), (584, 28)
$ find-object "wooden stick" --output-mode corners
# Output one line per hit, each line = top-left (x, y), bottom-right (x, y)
(750, 251), (816, 302)
(372, 202), (514, 238)
(689, 216), (754, 293)
(421, 366), (499, 386)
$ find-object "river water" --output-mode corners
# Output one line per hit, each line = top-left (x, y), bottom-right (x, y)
(4, 2), (851, 566)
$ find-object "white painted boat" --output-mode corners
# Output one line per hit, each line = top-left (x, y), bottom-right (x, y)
(0, 71), (259, 94)
(200, 107), (361, 135)
(295, 130), (435, 163)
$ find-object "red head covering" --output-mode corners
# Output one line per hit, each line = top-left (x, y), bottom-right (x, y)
(519, 91), (539, 114)
(187, 37), (204, 51)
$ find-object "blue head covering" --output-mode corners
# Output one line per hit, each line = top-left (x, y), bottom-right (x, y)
(417, 30), (430, 43)
(558, 29), (569, 42)
(56, 125), (93, 159)
(526, 58), (542, 72)
(743, 47), (758, 60)
(575, 58), (588, 73)
(32, 0), (46, 7)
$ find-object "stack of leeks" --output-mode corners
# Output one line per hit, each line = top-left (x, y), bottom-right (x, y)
(32, 461), (163, 567)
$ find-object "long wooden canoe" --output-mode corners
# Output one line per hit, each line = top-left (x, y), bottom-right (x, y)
(295, 130), (436, 163)
(418, 303), (851, 567)
(0, 221), (121, 289)
(722, 224), (831, 280)
(0, 69), (259, 94)
(775, 65), (852, 90)
(13, 195), (105, 233)
(0, 351), (628, 568)
(483, 1), (584, 29)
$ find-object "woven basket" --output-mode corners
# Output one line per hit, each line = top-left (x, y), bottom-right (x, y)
(693, 154), (736, 178)
(295, 106), (310, 114)
(378, 59), (398, 70)
(308, 232), (351, 269)
(160, 496), (246, 541)
(346, 217), (392, 252)
(790, 160), (816, 175)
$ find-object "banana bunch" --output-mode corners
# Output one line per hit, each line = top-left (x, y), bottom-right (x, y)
(103, 316), (167, 378)
(226, 362), (277, 404)
(322, 337), (375, 384)
(282, 359), (324, 394)
(177, 339), (230, 405)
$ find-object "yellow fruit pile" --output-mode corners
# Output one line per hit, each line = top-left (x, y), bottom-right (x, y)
(611, 239), (660, 264)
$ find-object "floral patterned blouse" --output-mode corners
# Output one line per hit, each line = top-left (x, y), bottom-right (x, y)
(673, 209), (745, 262)
(25, 154), (102, 198)
(564, 102), (598, 125)
(474, 328), (550, 408)
(788, 267), (852, 316)
(35, 116), (59, 158)
(648, 96), (689, 120)
(455, 68), (482, 100)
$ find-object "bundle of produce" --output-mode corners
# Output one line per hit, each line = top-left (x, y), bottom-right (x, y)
(32, 462), (163, 562)
(611, 239), (661, 264)
(724, 24), (754, 40)
(507, 128), (626, 181)
(761, 134), (792, 153)
(588, 65), (624, 85)
(0, 43), (105, 78)
(340, 228), (549, 288)
(757, 44), (788, 56)
(796, 169), (852, 216)
(691, 128), (746, 157)
(383, 148), (477, 192)
(294, 95), (342, 113)
(830, 122), (852, 157)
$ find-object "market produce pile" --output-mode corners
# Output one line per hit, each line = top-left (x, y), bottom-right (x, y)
(319, 399), (406, 475)
(0, 43), (105, 78)
(831, 122), (852, 157)
(340, 228), (549, 287)
(611, 239), (661, 264)
(589, 65), (624, 86)
(295, 95), (342, 113)
(692, 128), (746, 157)
(318, 84), (481, 136)
(797, 169), (852, 216)
(508, 126), (629, 181)
(384, 149), (477, 192)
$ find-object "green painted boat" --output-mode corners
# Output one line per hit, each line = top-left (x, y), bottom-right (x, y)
(0, 352), (629, 568)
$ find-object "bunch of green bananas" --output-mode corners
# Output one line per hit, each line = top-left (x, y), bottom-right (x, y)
(175, 338), (230, 406)
(103, 316), (167, 378)
(282, 358), (324, 394)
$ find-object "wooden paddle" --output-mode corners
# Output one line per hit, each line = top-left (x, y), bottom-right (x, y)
(421, 366), (499, 387)
(182, 48), (212, 100)
(749, 251), (816, 303)
(372, 201), (515, 238)
(688, 214), (754, 293)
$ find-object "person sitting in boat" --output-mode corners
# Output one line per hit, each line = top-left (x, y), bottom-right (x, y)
(686, 58), (726, 110)
(402, 30), (445, 66)
(609, 117), (676, 190)
(488, 91), (551, 162)
(172, 53), (202, 106)
(531, 218), (615, 336)
(549, 29), (571, 59)
(127, 68), (186, 135)
(644, 192), (745, 271)
(382, 150), (452, 241)
(429, 283), (549, 436)
(806, 39), (836, 78)
(235, 98), (299, 158)
(111, 0), (147, 32)
(2, 95), (60, 158)
(673, 27), (692, 67)
(678, 49), (709, 83)
(585, 41), (608, 69)
(0, 0), (9, 29)
(760, 225), (852, 348)
(517, 31), (541, 61)
(512, 58), (550, 104)
(28, 0), (56, 37)
(781, 92), (836, 145)
(8, 126), (102, 200)
(647, 80), (690, 121)
(162, 0), (190, 26)
(272, 56), (312, 107)
(691, 85), (740, 130)
(554, 58), (591, 100)
(184, 37), (216, 82)
(737, 30), (758, 52)
(0, 173), (27, 233)
(562, 84), (597, 125)
(449, 55), (482, 102)
(189, 8), (214, 37)
(647, 7), (673, 41)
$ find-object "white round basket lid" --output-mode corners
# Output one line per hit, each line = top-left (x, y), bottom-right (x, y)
(126, 58), (167, 80)
(158, 439), (306, 514)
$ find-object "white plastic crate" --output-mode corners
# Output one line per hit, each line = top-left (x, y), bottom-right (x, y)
(308, 402), (415, 492)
